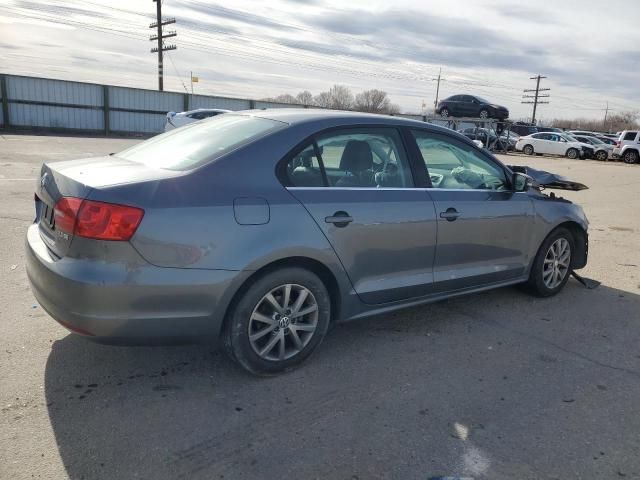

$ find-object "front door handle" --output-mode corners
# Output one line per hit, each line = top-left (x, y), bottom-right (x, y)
(439, 207), (460, 222)
(325, 211), (353, 227)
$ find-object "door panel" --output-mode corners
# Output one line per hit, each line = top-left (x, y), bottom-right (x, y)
(410, 128), (535, 291)
(289, 188), (438, 304)
(427, 190), (534, 290)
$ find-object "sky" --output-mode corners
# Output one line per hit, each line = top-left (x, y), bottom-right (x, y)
(1, 0), (639, 122)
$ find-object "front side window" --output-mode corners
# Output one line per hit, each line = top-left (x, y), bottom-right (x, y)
(411, 129), (509, 191)
(284, 128), (413, 188)
(117, 114), (285, 170)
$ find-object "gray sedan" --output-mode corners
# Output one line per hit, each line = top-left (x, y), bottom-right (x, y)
(26, 110), (589, 374)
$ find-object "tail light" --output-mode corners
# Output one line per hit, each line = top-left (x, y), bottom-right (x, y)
(54, 197), (144, 241)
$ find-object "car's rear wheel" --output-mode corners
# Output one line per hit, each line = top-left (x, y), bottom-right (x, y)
(566, 148), (579, 159)
(223, 267), (331, 375)
(623, 150), (639, 164)
(595, 150), (608, 161)
(479, 109), (489, 119)
(526, 228), (574, 297)
(523, 144), (534, 155)
(440, 108), (450, 117)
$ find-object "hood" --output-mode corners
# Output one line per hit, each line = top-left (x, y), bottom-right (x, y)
(509, 165), (588, 191)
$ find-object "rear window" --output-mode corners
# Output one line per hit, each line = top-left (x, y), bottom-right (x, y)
(116, 115), (285, 170)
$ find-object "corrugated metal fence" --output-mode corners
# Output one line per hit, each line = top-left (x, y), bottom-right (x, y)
(0, 74), (307, 135)
(0, 74), (443, 136)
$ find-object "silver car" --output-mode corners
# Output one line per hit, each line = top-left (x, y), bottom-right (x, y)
(26, 110), (589, 374)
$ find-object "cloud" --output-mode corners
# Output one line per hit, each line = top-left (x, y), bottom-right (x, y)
(496, 4), (559, 23)
(15, 0), (114, 19)
(182, 1), (297, 30)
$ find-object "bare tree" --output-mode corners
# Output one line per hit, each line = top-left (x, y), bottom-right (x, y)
(313, 91), (332, 108)
(355, 89), (394, 113)
(266, 85), (404, 113)
(326, 84), (354, 110)
(550, 110), (639, 133)
(272, 93), (298, 104)
(296, 90), (314, 106)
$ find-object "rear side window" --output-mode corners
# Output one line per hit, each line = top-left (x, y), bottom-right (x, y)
(623, 132), (636, 141)
(117, 115), (284, 170)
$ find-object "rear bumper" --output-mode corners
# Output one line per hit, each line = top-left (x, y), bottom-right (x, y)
(25, 224), (246, 345)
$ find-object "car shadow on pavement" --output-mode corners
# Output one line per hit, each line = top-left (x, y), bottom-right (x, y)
(44, 279), (640, 479)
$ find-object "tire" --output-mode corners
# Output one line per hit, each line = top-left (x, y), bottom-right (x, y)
(526, 227), (575, 297)
(523, 144), (534, 155)
(595, 150), (608, 161)
(223, 267), (331, 375)
(479, 109), (489, 119)
(566, 148), (579, 159)
(440, 107), (450, 117)
(623, 150), (639, 164)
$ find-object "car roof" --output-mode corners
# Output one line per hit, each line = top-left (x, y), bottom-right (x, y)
(237, 108), (436, 129)
(183, 108), (231, 114)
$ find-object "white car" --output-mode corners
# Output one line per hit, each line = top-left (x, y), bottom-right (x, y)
(613, 130), (640, 164)
(572, 135), (614, 161)
(515, 132), (591, 159)
(164, 108), (231, 131)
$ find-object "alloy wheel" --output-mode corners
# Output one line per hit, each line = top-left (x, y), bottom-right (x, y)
(248, 284), (319, 361)
(440, 109), (449, 117)
(479, 110), (489, 119)
(542, 238), (571, 289)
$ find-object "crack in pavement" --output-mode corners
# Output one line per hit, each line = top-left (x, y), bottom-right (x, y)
(450, 306), (640, 380)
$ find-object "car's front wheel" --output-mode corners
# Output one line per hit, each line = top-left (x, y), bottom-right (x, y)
(479, 109), (489, 119)
(595, 150), (608, 161)
(526, 228), (574, 297)
(623, 150), (639, 164)
(223, 267), (331, 375)
(566, 148), (579, 159)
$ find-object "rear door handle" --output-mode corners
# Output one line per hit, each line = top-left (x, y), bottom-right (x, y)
(439, 208), (460, 222)
(325, 211), (353, 227)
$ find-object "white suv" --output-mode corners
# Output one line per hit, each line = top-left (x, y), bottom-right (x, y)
(614, 131), (640, 163)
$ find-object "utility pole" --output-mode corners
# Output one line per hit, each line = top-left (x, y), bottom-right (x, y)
(150, 0), (177, 91)
(433, 67), (442, 110)
(603, 101), (609, 131)
(522, 74), (550, 125)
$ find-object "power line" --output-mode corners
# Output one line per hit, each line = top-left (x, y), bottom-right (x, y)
(165, 51), (189, 93)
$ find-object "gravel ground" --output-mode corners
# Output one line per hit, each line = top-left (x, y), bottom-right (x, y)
(1, 133), (639, 480)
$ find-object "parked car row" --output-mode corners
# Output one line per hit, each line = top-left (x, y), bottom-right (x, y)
(514, 129), (640, 163)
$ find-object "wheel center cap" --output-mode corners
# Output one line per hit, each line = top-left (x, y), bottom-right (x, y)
(278, 316), (290, 329)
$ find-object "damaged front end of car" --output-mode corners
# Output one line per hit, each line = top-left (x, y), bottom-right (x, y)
(509, 165), (588, 191)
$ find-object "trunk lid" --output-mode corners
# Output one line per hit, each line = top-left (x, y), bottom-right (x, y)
(35, 155), (182, 258)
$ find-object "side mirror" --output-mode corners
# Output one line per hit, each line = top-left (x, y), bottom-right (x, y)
(472, 139), (484, 149)
(513, 172), (534, 192)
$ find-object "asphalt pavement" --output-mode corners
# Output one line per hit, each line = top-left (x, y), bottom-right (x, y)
(1, 133), (639, 479)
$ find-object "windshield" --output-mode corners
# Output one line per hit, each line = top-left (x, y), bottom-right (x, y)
(562, 134), (579, 142)
(116, 115), (285, 170)
(588, 137), (604, 144)
(475, 96), (492, 104)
